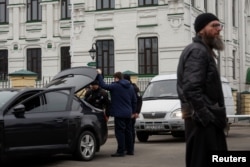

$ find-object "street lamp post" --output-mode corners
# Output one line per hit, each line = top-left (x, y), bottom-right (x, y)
(88, 43), (97, 68)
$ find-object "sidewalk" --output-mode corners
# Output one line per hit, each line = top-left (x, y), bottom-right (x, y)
(231, 118), (250, 127)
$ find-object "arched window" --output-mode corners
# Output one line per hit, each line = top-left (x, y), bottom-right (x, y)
(27, 48), (41, 80)
(0, 50), (8, 80)
(96, 40), (114, 75)
(138, 37), (158, 75)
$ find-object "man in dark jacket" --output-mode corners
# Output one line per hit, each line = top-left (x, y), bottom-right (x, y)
(123, 74), (142, 143)
(96, 69), (137, 157)
(177, 13), (227, 167)
(84, 80), (110, 119)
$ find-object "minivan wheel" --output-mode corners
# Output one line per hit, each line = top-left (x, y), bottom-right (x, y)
(74, 131), (96, 161)
(171, 131), (185, 138)
(136, 132), (149, 142)
(224, 123), (230, 137)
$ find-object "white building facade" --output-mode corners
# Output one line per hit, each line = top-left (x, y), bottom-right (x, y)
(0, 0), (250, 92)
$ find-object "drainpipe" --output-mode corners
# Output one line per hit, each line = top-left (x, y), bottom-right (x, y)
(70, 0), (74, 66)
(224, 0), (227, 79)
(189, 0), (192, 41)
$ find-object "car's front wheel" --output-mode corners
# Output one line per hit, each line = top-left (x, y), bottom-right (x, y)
(136, 131), (149, 142)
(74, 131), (96, 161)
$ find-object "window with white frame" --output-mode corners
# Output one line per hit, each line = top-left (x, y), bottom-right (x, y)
(61, 46), (71, 71)
(96, 40), (114, 76)
(232, 0), (236, 27)
(138, 0), (158, 6)
(96, 0), (115, 10)
(0, 50), (8, 81)
(27, 48), (41, 80)
(61, 0), (71, 19)
(0, 0), (8, 23)
(138, 37), (158, 75)
(232, 50), (236, 80)
(27, 0), (42, 22)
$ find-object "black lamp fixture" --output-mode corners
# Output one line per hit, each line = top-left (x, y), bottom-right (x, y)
(88, 43), (97, 61)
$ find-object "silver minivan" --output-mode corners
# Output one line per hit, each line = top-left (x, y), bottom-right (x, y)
(135, 74), (235, 142)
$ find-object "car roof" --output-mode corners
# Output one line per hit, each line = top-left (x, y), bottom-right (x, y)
(0, 87), (45, 92)
(151, 74), (177, 82)
(150, 74), (229, 83)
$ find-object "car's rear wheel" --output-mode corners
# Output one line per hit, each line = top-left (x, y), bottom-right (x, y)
(136, 131), (149, 142)
(74, 131), (96, 161)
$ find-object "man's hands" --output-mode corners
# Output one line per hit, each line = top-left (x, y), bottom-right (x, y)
(97, 69), (102, 74)
(132, 113), (139, 119)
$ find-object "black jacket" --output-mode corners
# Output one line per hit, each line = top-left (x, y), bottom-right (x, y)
(177, 35), (226, 128)
(84, 87), (111, 116)
(132, 83), (142, 114)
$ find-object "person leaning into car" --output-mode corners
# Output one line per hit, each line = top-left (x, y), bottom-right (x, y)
(96, 69), (137, 157)
(176, 13), (227, 167)
(84, 80), (111, 120)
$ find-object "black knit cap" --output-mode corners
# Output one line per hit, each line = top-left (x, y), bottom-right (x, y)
(194, 13), (219, 33)
(123, 74), (131, 82)
(90, 80), (99, 85)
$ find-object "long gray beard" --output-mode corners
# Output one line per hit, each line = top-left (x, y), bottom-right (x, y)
(203, 35), (225, 51)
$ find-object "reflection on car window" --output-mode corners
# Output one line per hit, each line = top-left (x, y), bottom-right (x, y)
(22, 96), (42, 112)
(72, 97), (81, 111)
(0, 91), (18, 108)
(76, 87), (90, 99)
(44, 90), (70, 112)
(143, 80), (178, 98)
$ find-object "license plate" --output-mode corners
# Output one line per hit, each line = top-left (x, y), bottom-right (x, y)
(145, 125), (163, 130)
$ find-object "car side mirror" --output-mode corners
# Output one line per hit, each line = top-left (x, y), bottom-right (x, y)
(13, 104), (25, 118)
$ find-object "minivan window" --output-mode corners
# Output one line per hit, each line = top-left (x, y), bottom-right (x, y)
(143, 80), (178, 99)
(222, 83), (232, 98)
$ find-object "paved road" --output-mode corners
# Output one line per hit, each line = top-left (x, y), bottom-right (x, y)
(1, 126), (250, 167)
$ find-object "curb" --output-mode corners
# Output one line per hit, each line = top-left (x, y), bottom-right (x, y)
(231, 123), (250, 127)
(108, 126), (115, 138)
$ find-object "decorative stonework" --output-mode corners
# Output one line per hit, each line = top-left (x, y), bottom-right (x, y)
(10, 42), (21, 53)
(69, 3), (85, 38)
(137, 8), (157, 27)
(44, 40), (55, 51)
(167, 13), (184, 31)
(95, 12), (114, 30)
(26, 22), (43, 33)
(0, 24), (9, 34)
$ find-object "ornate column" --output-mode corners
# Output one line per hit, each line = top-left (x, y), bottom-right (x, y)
(41, 4), (47, 38)
(53, 4), (59, 37)
(8, 7), (13, 40)
(19, 5), (25, 39)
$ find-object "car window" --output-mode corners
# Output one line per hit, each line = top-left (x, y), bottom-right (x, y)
(0, 91), (18, 108)
(43, 90), (70, 112)
(72, 97), (81, 111)
(22, 96), (42, 113)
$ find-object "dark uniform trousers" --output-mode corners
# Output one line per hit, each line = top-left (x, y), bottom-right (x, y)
(114, 117), (133, 154)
